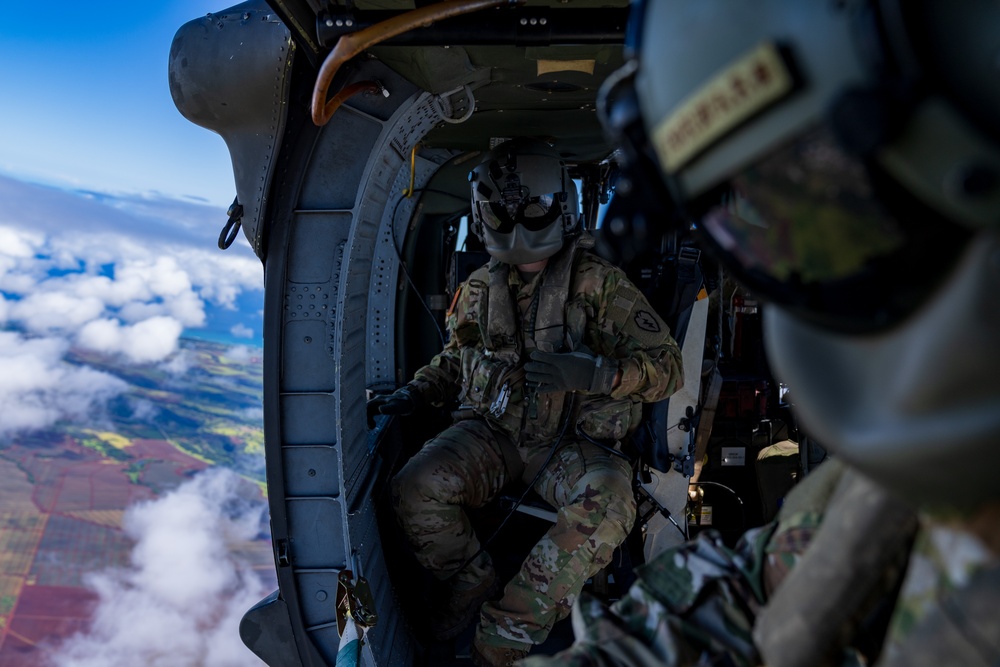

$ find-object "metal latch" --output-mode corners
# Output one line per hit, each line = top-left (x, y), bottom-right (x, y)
(218, 196), (243, 250)
(336, 569), (378, 637)
(490, 380), (512, 418)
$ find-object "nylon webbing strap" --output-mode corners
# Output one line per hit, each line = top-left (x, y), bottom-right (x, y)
(486, 260), (517, 351)
(485, 234), (591, 355)
(533, 238), (578, 353)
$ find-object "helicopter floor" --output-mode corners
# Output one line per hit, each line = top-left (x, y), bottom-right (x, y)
(420, 610), (575, 666)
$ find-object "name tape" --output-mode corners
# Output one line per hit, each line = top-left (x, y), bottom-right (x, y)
(653, 42), (795, 173)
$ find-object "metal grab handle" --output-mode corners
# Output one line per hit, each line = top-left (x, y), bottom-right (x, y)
(311, 0), (521, 126)
(318, 79), (385, 125)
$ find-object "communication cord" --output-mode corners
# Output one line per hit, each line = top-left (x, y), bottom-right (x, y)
(389, 187), (469, 349)
(689, 480), (746, 533)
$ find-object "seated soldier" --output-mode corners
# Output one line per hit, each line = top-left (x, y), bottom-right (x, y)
(367, 138), (684, 666)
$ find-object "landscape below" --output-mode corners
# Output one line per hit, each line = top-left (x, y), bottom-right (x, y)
(0, 337), (274, 666)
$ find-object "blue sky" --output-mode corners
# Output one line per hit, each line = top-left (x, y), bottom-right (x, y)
(0, 8), (272, 665)
(0, 3), (267, 434)
(0, 2), (235, 206)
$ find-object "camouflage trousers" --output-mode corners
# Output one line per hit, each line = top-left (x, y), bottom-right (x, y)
(391, 418), (635, 649)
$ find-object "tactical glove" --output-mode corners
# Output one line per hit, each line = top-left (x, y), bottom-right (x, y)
(524, 350), (619, 395)
(366, 386), (421, 429)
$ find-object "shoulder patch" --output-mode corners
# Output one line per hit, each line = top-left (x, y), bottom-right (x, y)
(633, 309), (662, 333)
(611, 281), (669, 348)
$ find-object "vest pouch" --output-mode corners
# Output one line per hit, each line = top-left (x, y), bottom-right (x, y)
(575, 398), (637, 442)
(458, 351), (526, 429)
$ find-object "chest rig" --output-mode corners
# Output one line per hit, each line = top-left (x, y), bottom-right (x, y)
(460, 235), (593, 440)
(483, 234), (593, 359)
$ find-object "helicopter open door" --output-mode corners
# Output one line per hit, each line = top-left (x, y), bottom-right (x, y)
(170, 2), (806, 665)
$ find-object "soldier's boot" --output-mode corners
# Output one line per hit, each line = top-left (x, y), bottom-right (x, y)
(430, 553), (498, 641)
(470, 634), (530, 667)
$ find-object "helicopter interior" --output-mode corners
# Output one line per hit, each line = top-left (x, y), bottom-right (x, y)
(169, 1), (819, 665)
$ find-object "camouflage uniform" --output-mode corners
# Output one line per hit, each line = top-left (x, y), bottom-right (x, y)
(522, 459), (1000, 667)
(391, 234), (683, 650)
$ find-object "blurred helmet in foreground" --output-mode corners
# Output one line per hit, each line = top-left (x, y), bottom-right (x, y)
(603, 0), (1000, 508)
(469, 138), (580, 265)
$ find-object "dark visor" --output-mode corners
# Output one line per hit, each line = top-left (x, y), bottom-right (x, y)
(479, 194), (563, 234)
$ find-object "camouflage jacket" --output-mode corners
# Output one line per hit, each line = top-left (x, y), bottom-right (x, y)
(522, 459), (1000, 666)
(408, 234), (683, 444)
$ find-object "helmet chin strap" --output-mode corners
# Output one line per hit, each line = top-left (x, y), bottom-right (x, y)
(765, 231), (1000, 510)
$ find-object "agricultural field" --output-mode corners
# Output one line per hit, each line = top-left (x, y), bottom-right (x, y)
(0, 338), (273, 666)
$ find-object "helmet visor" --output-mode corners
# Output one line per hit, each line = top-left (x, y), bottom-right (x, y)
(481, 220), (565, 265)
(690, 125), (970, 332)
(478, 194), (563, 234)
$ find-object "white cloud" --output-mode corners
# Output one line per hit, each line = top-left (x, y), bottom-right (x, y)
(0, 224), (43, 258)
(117, 291), (206, 328)
(159, 349), (194, 377)
(127, 398), (159, 422)
(0, 331), (128, 439)
(23, 256), (208, 329)
(47, 468), (273, 667)
(77, 316), (184, 364)
(224, 345), (253, 363)
(239, 407), (264, 423)
(229, 324), (254, 339)
(0, 176), (264, 355)
(0, 226), (61, 292)
(183, 250), (262, 309)
(9, 292), (107, 333)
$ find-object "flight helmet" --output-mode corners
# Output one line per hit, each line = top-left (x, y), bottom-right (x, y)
(604, 0), (1000, 508)
(469, 138), (580, 265)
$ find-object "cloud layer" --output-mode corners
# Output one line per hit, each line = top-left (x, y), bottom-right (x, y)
(0, 174), (262, 363)
(0, 175), (265, 441)
(47, 468), (274, 667)
(0, 331), (129, 438)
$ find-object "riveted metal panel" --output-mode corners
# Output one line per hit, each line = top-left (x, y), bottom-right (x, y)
(281, 393), (337, 445)
(283, 446), (340, 498)
(294, 570), (340, 628)
(288, 212), (352, 284)
(282, 320), (337, 392)
(367, 153), (440, 391)
(298, 109), (384, 210)
(168, 4), (292, 259)
(266, 68), (449, 667)
(285, 284), (335, 328)
(286, 498), (347, 570)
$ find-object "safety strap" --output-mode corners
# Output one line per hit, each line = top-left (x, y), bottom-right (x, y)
(485, 261), (518, 357)
(668, 245), (703, 346)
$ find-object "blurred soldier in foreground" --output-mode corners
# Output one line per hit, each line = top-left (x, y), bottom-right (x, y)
(525, 1), (1000, 665)
(367, 138), (683, 666)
